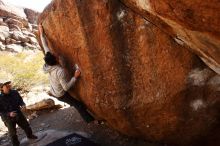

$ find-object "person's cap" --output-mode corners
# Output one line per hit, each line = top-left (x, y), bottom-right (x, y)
(0, 81), (11, 88)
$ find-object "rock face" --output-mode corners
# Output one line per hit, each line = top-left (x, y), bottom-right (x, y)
(121, 0), (220, 74)
(39, 0), (220, 146)
(0, 0), (39, 52)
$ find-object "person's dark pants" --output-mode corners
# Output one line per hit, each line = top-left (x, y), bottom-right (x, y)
(2, 112), (33, 146)
(58, 92), (95, 123)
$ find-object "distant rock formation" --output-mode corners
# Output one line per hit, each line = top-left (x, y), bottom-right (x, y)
(24, 8), (40, 24)
(0, 0), (40, 52)
(39, 0), (220, 146)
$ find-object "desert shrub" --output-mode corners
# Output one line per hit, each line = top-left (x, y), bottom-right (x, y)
(0, 51), (48, 92)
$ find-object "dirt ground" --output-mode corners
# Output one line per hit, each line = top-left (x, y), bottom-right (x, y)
(0, 107), (164, 146)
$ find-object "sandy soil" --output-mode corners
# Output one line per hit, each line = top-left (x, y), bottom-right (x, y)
(0, 107), (164, 146)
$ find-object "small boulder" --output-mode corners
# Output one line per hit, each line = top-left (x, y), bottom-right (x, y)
(11, 30), (29, 42)
(5, 37), (10, 44)
(10, 38), (17, 44)
(0, 25), (10, 41)
(21, 27), (27, 31)
(0, 33), (5, 42)
(28, 36), (38, 45)
(31, 24), (38, 30)
(5, 37), (17, 45)
(0, 21), (7, 26)
(26, 99), (56, 111)
(24, 42), (38, 50)
(4, 18), (23, 28)
(22, 30), (36, 37)
(8, 24), (21, 31)
(0, 41), (5, 50)
(5, 44), (23, 52)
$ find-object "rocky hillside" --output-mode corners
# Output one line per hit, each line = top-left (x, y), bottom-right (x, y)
(0, 0), (39, 52)
(38, 1), (220, 146)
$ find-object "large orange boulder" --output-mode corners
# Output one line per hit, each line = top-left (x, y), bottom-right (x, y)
(121, 0), (220, 74)
(39, 0), (220, 145)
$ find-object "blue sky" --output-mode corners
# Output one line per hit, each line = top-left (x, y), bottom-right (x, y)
(2, 0), (52, 12)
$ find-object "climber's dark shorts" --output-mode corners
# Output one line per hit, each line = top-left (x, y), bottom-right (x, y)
(58, 92), (94, 123)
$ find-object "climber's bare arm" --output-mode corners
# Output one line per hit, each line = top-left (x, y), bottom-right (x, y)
(38, 24), (50, 53)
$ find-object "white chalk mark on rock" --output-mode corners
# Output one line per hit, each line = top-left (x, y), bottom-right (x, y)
(190, 99), (206, 111)
(174, 37), (185, 46)
(117, 9), (126, 21)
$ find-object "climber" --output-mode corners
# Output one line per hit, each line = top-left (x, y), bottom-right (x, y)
(38, 24), (95, 123)
(0, 81), (38, 146)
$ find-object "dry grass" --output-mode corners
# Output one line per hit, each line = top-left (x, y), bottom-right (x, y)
(0, 51), (48, 92)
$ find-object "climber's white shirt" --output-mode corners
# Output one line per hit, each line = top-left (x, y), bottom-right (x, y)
(43, 64), (76, 97)
(40, 32), (76, 97)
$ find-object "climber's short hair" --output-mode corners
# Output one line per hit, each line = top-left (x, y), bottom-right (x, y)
(44, 52), (57, 66)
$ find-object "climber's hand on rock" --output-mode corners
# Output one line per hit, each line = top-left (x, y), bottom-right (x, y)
(74, 70), (81, 78)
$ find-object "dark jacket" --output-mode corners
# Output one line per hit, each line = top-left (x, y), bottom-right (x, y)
(0, 90), (25, 118)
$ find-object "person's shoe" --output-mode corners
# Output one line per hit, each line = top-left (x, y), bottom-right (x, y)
(27, 135), (38, 139)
